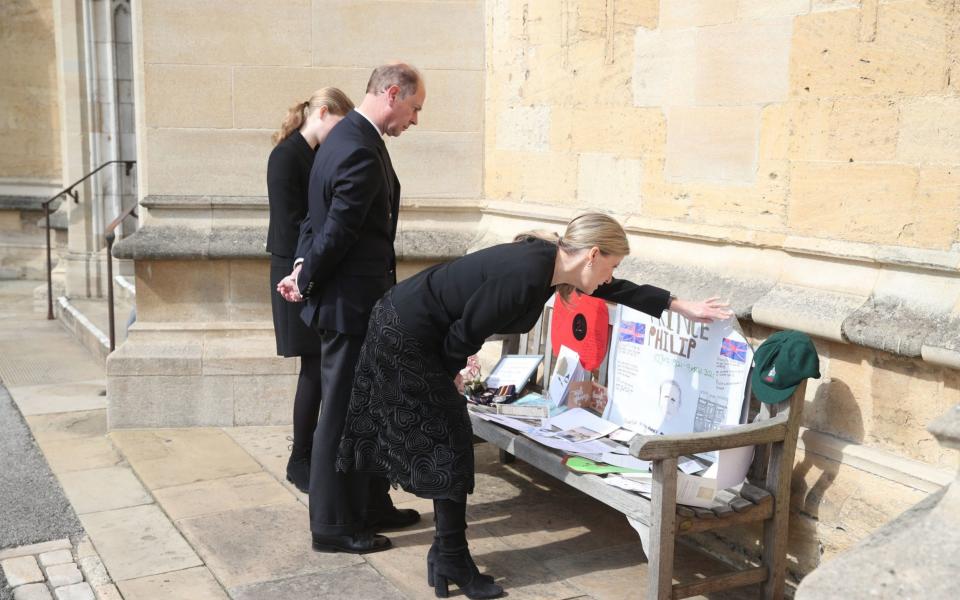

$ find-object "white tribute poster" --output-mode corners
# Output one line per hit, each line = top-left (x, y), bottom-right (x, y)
(604, 305), (752, 437)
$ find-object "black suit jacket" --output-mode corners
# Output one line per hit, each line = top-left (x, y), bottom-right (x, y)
(266, 132), (315, 258)
(296, 110), (401, 335)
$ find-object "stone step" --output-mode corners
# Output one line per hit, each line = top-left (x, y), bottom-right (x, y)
(54, 293), (134, 363)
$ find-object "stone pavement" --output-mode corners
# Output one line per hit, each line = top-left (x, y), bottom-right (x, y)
(0, 280), (756, 599)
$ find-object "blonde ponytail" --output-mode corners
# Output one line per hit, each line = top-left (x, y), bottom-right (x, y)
(272, 87), (355, 145)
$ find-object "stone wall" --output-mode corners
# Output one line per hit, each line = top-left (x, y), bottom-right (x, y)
(108, 0), (485, 427)
(484, 0), (960, 251)
(0, 0), (61, 183)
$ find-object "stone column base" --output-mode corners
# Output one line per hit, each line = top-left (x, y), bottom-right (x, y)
(107, 325), (298, 428)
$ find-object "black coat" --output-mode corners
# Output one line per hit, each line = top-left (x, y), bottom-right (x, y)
(296, 110), (401, 335)
(266, 132), (314, 258)
(266, 132), (323, 356)
(390, 237), (673, 376)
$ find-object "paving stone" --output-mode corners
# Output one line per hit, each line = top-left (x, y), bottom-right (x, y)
(91, 584), (121, 600)
(154, 471), (296, 521)
(58, 466), (153, 515)
(74, 538), (95, 560)
(38, 550), (73, 567)
(40, 437), (122, 474)
(12, 583), (53, 600)
(46, 563), (82, 587)
(52, 583), (95, 600)
(25, 410), (106, 443)
(77, 556), (109, 587)
(8, 380), (107, 416)
(79, 504), (201, 582)
(230, 563), (406, 600)
(221, 426), (290, 481)
(0, 540), (71, 561)
(110, 428), (261, 490)
(177, 502), (360, 588)
(115, 566), (228, 600)
(1, 555), (44, 587)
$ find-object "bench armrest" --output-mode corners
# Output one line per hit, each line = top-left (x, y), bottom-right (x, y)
(629, 412), (789, 460)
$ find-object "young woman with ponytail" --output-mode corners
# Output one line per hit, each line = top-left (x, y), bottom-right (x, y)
(267, 87), (353, 492)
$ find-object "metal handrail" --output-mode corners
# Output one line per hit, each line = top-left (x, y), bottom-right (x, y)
(41, 160), (136, 320)
(104, 203), (138, 352)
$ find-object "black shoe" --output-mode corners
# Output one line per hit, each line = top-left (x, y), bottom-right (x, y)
(311, 532), (392, 554)
(432, 549), (503, 599)
(427, 543), (494, 587)
(370, 508), (421, 532)
(285, 454), (310, 493)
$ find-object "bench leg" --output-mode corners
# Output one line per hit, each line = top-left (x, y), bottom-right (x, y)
(498, 449), (515, 464)
(649, 457), (678, 600)
(762, 439), (794, 599)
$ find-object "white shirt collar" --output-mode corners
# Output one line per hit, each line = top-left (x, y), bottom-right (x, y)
(354, 109), (382, 137)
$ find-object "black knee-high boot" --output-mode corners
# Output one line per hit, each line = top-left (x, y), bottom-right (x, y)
(427, 504), (494, 587)
(430, 498), (503, 599)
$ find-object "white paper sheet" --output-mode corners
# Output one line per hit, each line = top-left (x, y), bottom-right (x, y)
(678, 457), (706, 475)
(548, 345), (591, 407)
(608, 428), (637, 443)
(541, 408), (619, 442)
(606, 475), (653, 494)
(676, 472), (718, 508)
(600, 452), (650, 471)
(627, 516), (651, 555)
(594, 437), (630, 454)
(477, 412), (537, 433)
(703, 443), (755, 489)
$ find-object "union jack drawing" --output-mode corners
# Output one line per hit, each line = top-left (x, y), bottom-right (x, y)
(720, 337), (748, 362)
(618, 321), (645, 344)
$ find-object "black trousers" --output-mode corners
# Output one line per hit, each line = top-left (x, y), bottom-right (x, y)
(308, 329), (394, 535)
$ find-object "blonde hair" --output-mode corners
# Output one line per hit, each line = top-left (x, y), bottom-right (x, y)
(272, 87), (354, 145)
(515, 212), (630, 302)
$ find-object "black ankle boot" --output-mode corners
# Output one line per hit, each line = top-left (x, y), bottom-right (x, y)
(432, 548), (503, 599)
(427, 542), (495, 587)
(285, 453), (310, 493)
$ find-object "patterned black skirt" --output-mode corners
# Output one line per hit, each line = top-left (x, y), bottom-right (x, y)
(336, 292), (475, 501)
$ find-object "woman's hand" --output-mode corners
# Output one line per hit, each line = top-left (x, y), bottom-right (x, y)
(454, 373), (465, 394)
(670, 297), (733, 323)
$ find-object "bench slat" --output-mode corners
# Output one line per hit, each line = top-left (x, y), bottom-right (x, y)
(470, 415), (654, 526)
(630, 416), (789, 460)
(678, 500), (773, 534)
(712, 503), (735, 518)
(739, 483), (772, 505)
(672, 566), (768, 599)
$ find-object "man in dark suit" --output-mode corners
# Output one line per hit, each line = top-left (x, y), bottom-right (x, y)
(278, 63), (425, 553)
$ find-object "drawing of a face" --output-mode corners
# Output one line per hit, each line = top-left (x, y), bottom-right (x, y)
(658, 380), (682, 420)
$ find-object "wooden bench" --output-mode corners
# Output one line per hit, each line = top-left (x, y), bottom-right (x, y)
(475, 301), (807, 599)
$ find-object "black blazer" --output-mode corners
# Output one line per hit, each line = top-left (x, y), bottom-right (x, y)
(266, 132), (315, 258)
(296, 110), (401, 335)
(391, 237), (672, 376)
